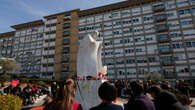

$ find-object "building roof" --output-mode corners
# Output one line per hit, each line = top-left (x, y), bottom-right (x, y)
(43, 9), (80, 19)
(79, 0), (158, 16)
(11, 20), (44, 30)
(0, 31), (15, 38)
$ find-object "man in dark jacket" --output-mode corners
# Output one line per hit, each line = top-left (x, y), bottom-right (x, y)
(148, 86), (185, 110)
(90, 81), (123, 110)
(124, 81), (156, 110)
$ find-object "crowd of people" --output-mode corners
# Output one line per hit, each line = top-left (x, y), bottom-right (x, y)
(1, 83), (50, 106)
(0, 79), (193, 110)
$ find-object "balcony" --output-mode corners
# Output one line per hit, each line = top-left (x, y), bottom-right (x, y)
(155, 24), (169, 32)
(62, 39), (70, 45)
(159, 45), (172, 54)
(62, 47), (70, 54)
(153, 4), (165, 12)
(61, 56), (69, 63)
(64, 13), (71, 21)
(154, 14), (167, 22)
(157, 34), (171, 43)
(63, 23), (71, 29)
(63, 31), (71, 37)
(160, 60), (174, 66)
(160, 56), (174, 66)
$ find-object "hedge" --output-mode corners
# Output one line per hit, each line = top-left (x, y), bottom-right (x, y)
(0, 94), (23, 110)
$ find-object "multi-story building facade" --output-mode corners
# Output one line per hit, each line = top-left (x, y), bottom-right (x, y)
(11, 20), (45, 78)
(0, 31), (14, 58)
(78, 0), (195, 80)
(43, 9), (79, 79)
(1, 0), (195, 80)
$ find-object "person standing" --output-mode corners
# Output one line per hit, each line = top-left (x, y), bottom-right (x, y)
(51, 82), (57, 98)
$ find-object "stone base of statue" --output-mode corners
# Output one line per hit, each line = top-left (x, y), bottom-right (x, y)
(75, 80), (106, 110)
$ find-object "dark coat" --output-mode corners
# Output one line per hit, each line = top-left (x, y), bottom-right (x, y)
(154, 90), (185, 110)
(90, 102), (123, 110)
(124, 94), (156, 110)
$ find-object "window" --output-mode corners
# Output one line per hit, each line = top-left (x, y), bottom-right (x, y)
(174, 53), (186, 60)
(143, 15), (153, 23)
(62, 56), (69, 62)
(104, 31), (112, 36)
(79, 26), (86, 32)
(132, 17), (141, 25)
(121, 9), (131, 17)
(125, 48), (134, 54)
(104, 13), (112, 20)
(113, 20), (121, 27)
(168, 20), (179, 29)
(123, 28), (133, 35)
(166, 11), (177, 19)
(114, 39), (121, 45)
(79, 18), (86, 25)
(188, 53), (195, 59)
(104, 59), (114, 65)
(144, 25), (155, 33)
(181, 19), (193, 25)
(86, 25), (94, 31)
(136, 57), (147, 63)
(134, 36), (144, 42)
(185, 42), (195, 48)
(95, 15), (103, 22)
(142, 5), (152, 13)
(122, 38), (133, 44)
(170, 31), (182, 38)
(62, 47), (70, 54)
(104, 22), (112, 28)
(104, 50), (113, 56)
(114, 49), (123, 55)
(133, 26), (143, 34)
(177, 0), (188, 7)
(192, 8), (195, 13)
(62, 39), (70, 45)
(126, 58), (136, 64)
(122, 18), (131, 25)
(132, 7), (141, 15)
(172, 42), (184, 49)
(183, 29), (195, 37)
(104, 40), (113, 46)
(86, 17), (94, 24)
(46, 31), (56, 35)
(113, 29), (122, 35)
(46, 23), (57, 28)
(179, 9), (190, 15)
(165, 0), (176, 9)
(112, 11), (120, 18)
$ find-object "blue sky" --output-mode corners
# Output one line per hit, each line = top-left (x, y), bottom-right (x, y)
(0, 0), (125, 33)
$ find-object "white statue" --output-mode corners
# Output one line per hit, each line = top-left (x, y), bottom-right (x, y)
(77, 30), (103, 77)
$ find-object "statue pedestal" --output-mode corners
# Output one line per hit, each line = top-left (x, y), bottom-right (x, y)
(75, 80), (106, 110)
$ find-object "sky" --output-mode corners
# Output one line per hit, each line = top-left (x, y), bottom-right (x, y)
(0, 0), (125, 33)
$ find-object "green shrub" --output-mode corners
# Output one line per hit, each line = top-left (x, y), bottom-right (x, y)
(0, 94), (23, 110)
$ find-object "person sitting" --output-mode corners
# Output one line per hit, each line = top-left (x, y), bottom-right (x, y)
(44, 79), (83, 110)
(148, 86), (185, 110)
(124, 81), (156, 110)
(90, 81), (123, 110)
